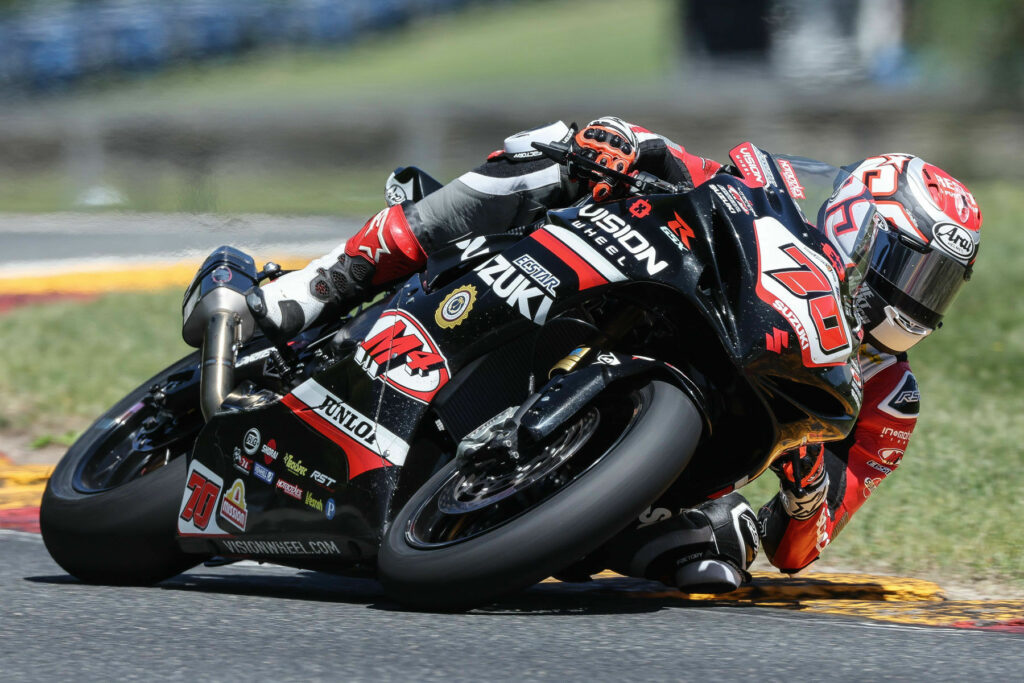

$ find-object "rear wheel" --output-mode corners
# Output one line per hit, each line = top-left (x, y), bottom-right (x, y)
(379, 380), (703, 610)
(40, 354), (208, 584)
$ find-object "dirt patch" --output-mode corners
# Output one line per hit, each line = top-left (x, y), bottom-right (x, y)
(0, 292), (97, 314)
(0, 430), (70, 466)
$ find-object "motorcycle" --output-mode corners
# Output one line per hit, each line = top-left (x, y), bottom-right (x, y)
(40, 140), (875, 609)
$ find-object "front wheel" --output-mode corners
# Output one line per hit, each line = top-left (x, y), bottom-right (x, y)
(40, 353), (207, 584)
(378, 380), (703, 610)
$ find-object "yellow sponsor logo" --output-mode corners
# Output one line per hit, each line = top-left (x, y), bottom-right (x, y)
(283, 453), (308, 477)
(435, 284), (477, 329)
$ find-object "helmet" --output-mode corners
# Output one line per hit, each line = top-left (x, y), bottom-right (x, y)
(842, 154), (982, 353)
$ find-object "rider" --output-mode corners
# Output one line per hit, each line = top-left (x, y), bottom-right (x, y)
(245, 117), (983, 593)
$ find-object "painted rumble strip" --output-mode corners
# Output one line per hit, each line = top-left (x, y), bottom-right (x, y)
(540, 571), (1024, 632)
(0, 256), (313, 297)
(0, 461), (52, 533)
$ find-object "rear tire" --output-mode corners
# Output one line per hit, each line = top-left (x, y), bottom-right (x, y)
(379, 380), (702, 610)
(40, 354), (207, 584)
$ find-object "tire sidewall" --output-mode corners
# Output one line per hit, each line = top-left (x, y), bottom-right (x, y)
(40, 353), (205, 584)
(378, 380), (702, 609)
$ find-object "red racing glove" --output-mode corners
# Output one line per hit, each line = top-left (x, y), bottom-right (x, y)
(571, 116), (640, 201)
(770, 443), (829, 521)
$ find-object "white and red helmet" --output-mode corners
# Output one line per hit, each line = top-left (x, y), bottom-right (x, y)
(842, 154), (982, 353)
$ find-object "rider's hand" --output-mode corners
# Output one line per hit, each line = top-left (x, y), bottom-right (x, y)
(570, 117), (640, 201)
(770, 444), (829, 521)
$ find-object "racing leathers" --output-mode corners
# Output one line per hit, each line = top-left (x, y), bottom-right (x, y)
(253, 117), (915, 588)
(759, 343), (919, 571)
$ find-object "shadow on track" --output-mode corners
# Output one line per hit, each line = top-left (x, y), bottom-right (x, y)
(26, 570), (698, 615)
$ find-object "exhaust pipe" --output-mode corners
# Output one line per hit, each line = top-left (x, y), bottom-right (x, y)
(200, 310), (238, 422)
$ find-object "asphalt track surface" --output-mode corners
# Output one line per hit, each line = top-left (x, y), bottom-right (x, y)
(0, 213), (357, 268)
(2, 532), (1023, 682)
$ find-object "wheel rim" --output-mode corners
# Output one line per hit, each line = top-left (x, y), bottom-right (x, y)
(72, 372), (202, 494)
(404, 390), (644, 549)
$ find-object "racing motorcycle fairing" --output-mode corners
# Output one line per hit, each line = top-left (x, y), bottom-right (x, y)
(177, 145), (872, 565)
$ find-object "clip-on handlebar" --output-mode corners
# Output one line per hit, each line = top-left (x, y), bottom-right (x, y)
(530, 140), (686, 196)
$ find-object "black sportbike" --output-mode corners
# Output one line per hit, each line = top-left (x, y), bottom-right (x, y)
(41, 142), (876, 609)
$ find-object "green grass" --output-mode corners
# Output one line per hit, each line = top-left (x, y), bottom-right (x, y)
(1, 182), (1021, 588)
(63, 0), (677, 115)
(0, 167), (400, 215)
(0, 290), (190, 433)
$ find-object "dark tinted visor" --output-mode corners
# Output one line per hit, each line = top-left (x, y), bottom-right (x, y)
(869, 226), (968, 326)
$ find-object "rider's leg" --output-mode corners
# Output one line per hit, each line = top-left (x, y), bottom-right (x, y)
(248, 203), (426, 342)
(601, 492), (760, 594)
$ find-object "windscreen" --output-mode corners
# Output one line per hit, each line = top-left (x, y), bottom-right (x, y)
(771, 154), (880, 299)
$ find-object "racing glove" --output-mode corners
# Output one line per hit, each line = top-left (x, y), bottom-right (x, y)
(770, 443), (829, 521)
(570, 116), (640, 201)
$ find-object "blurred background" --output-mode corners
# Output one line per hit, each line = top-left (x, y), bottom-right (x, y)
(0, 0), (1022, 213)
(0, 0), (1021, 587)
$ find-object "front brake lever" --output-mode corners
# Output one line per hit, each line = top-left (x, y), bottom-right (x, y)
(531, 141), (683, 195)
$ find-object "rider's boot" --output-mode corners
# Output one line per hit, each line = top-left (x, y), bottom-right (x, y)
(671, 493), (760, 594)
(247, 204), (427, 342)
(606, 492), (759, 594)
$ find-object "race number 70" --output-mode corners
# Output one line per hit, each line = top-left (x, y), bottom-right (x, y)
(180, 471), (220, 531)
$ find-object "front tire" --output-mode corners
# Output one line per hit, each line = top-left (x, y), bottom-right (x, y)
(379, 380), (703, 610)
(40, 354), (207, 584)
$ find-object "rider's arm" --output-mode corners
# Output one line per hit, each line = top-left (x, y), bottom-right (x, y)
(758, 356), (920, 572)
(628, 124), (723, 188)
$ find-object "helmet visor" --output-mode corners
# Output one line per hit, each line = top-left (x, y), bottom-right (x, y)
(868, 226), (969, 328)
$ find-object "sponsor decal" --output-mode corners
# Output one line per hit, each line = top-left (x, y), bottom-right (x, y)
(629, 199), (652, 218)
(880, 427), (912, 445)
(511, 150), (543, 159)
(575, 204), (669, 275)
(512, 254), (561, 295)
(814, 506), (830, 553)
(867, 460), (893, 475)
(878, 371), (920, 419)
(304, 491), (324, 513)
(435, 284), (477, 329)
(354, 310), (450, 402)
(456, 235), (489, 262)
(310, 470), (337, 491)
(753, 217), (853, 367)
(232, 447), (253, 475)
(276, 479), (303, 500)
(178, 461), (226, 535)
(253, 462), (276, 485)
(475, 254), (554, 324)
(776, 158), (806, 199)
(218, 539), (342, 556)
(727, 186), (755, 214)
(596, 352), (621, 366)
(356, 208), (393, 263)
(730, 142), (776, 188)
(384, 184), (407, 205)
(709, 184), (748, 215)
(637, 505), (673, 528)
(283, 453), (308, 477)
(261, 438), (279, 464)
(325, 498), (337, 521)
(765, 327), (790, 354)
(219, 479), (248, 531)
(933, 223), (975, 260)
(662, 211), (695, 250)
(876, 448), (905, 466)
(863, 476), (882, 499)
(284, 380), (410, 479)
(243, 428), (260, 456)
